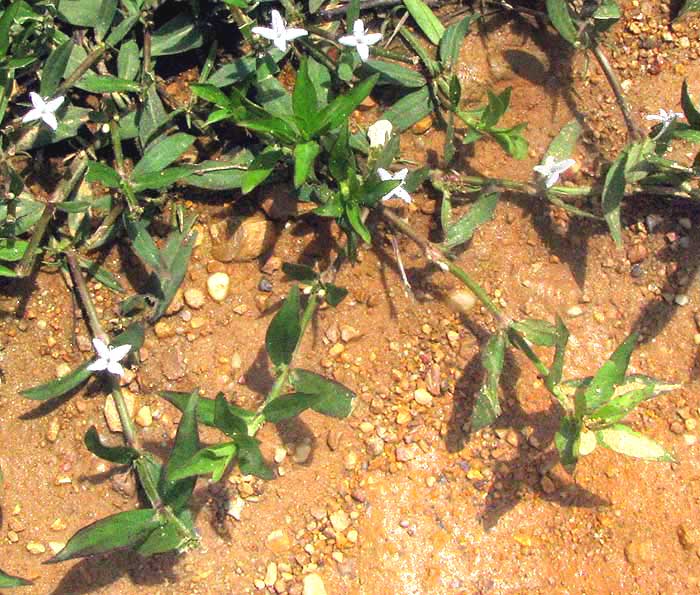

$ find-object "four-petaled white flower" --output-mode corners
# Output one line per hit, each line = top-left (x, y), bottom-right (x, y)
(252, 9), (308, 53)
(533, 156), (576, 189)
(645, 108), (684, 135)
(22, 92), (64, 131)
(87, 338), (132, 377)
(368, 119), (393, 148)
(339, 19), (382, 62)
(378, 167), (411, 203)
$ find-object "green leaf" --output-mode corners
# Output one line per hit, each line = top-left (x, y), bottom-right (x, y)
(87, 161), (122, 188)
(117, 39), (140, 81)
(168, 442), (237, 482)
(578, 333), (638, 415)
(214, 393), (249, 436)
(16, 106), (90, 151)
(471, 332), (506, 431)
(324, 284), (348, 307)
(124, 218), (163, 272)
(362, 60), (427, 88)
(289, 369), (355, 417)
(266, 285), (301, 367)
(79, 74), (141, 93)
(138, 85), (168, 148)
(403, 0), (445, 45)
(131, 133), (195, 180)
(263, 392), (322, 423)
(313, 74), (379, 136)
(131, 167), (192, 192)
(206, 57), (256, 87)
(183, 153), (253, 190)
(235, 435), (273, 479)
(161, 391), (258, 433)
(135, 508), (196, 557)
(681, 80), (700, 129)
(0, 239), (28, 262)
(545, 315), (569, 392)
(241, 148), (283, 194)
(546, 0), (579, 46)
(95, 0), (117, 41)
(40, 39), (73, 97)
(545, 119), (582, 161)
(84, 426), (139, 464)
(160, 390), (199, 512)
(105, 13), (139, 47)
(294, 141), (320, 187)
(58, 0), (100, 26)
(282, 263), (318, 283)
(511, 318), (559, 347)
(555, 416), (580, 472)
(0, 568), (31, 587)
(151, 12), (203, 56)
(481, 88), (511, 129)
(443, 190), (499, 249)
(47, 509), (161, 563)
(677, 0), (700, 19)
(439, 14), (478, 70)
(596, 424), (675, 462)
(593, 0), (621, 32)
(601, 151), (627, 247)
(0, 1), (21, 60)
(346, 202), (371, 243)
(383, 86), (433, 131)
(292, 58), (319, 135)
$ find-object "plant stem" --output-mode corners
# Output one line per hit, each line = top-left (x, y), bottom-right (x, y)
(65, 250), (141, 450)
(55, 44), (107, 96)
(591, 43), (643, 141)
(15, 157), (88, 277)
(378, 205), (505, 323)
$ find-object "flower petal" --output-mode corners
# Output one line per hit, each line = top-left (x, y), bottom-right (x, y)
(377, 168), (391, 181)
(42, 112), (58, 131)
(87, 358), (108, 372)
(395, 168), (409, 180)
(92, 338), (110, 359)
(109, 343), (132, 362)
(271, 10), (284, 33)
(44, 96), (65, 112)
(29, 92), (45, 110)
(106, 361), (125, 377)
(21, 108), (42, 124)
(395, 187), (412, 203)
(338, 35), (358, 47)
(284, 28), (308, 41)
(356, 43), (369, 61)
(362, 32), (382, 46)
(252, 26), (278, 41)
(352, 19), (365, 38)
(273, 37), (288, 52)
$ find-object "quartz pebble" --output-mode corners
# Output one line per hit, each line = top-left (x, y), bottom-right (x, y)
(207, 272), (230, 302)
(184, 288), (205, 309)
(303, 573), (328, 595)
(414, 388), (433, 406)
(104, 390), (136, 433)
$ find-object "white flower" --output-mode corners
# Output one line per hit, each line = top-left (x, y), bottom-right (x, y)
(533, 156), (576, 189)
(87, 338), (132, 377)
(22, 92), (64, 131)
(368, 119), (393, 147)
(378, 168), (411, 203)
(251, 9), (308, 53)
(645, 108), (683, 135)
(339, 19), (382, 62)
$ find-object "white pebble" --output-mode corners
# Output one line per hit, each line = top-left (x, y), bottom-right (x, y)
(207, 272), (230, 302)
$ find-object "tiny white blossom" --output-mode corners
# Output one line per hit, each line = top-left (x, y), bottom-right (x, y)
(368, 119), (393, 147)
(87, 338), (132, 377)
(533, 156), (576, 189)
(251, 9), (307, 53)
(339, 19), (382, 62)
(378, 167), (411, 203)
(645, 108), (683, 135)
(22, 92), (64, 131)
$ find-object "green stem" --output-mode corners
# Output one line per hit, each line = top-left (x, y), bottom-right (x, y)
(55, 44), (107, 96)
(111, 382), (140, 449)
(15, 158), (88, 277)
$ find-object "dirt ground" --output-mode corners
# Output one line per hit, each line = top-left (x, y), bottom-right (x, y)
(2, 4), (700, 594)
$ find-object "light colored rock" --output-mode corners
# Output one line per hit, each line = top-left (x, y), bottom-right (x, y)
(329, 509), (350, 533)
(413, 388), (433, 406)
(303, 573), (328, 595)
(210, 214), (276, 262)
(264, 562), (278, 587)
(26, 541), (46, 555)
(104, 390), (136, 433)
(207, 272), (230, 302)
(446, 289), (476, 315)
(266, 529), (291, 553)
(46, 418), (60, 443)
(340, 325), (361, 342)
(135, 405), (153, 427)
(55, 363), (72, 378)
(293, 442), (312, 464)
(184, 288), (206, 309)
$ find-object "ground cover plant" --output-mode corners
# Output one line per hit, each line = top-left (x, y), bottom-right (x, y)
(1, 0), (699, 589)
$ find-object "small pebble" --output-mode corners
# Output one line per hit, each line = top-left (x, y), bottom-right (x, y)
(135, 406), (153, 428)
(566, 305), (583, 318)
(184, 288), (205, 309)
(258, 278), (273, 292)
(413, 388), (433, 406)
(207, 272), (231, 302)
(675, 294), (690, 306)
(329, 510), (350, 532)
(26, 542), (46, 555)
(302, 573), (328, 595)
